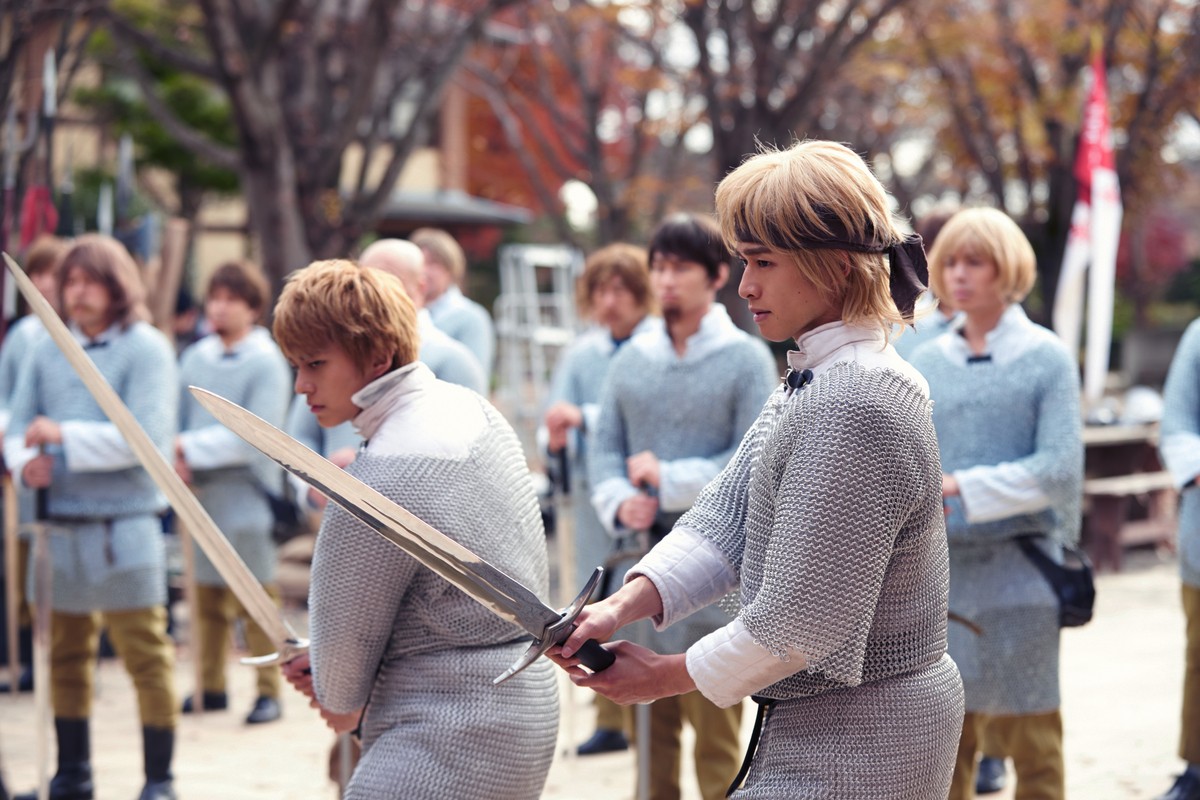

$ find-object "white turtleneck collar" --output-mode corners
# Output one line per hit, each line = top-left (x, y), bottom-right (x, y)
(785, 320), (928, 395)
(351, 362), (429, 442)
(350, 361), (483, 459)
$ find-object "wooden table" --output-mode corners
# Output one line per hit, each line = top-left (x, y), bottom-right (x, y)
(1082, 422), (1176, 572)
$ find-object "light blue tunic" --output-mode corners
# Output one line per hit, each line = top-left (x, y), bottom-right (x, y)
(910, 304), (1083, 715)
(544, 318), (654, 590)
(589, 304), (778, 653)
(178, 327), (291, 586)
(893, 303), (957, 361)
(0, 315), (48, 525)
(3, 321), (177, 612)
(1160, 318), (1200, 587)
(427, 285), (496, 378)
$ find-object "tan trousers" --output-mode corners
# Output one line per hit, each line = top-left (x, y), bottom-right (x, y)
(14, 537), (31, 627)
(631, 691), (742, 800)
(595, 693), (629, 733)
(51, 606), (177, 728)
(1180, 584), (1200, 762)
(196, 583), (281, 698)
(949, 710), (1064, 800)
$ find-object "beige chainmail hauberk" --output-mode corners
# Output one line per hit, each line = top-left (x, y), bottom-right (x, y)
(633, 341), (964, 798)
(307, 367), (558, 800)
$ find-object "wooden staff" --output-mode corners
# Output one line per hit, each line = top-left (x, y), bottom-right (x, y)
(3, 473), (18, 694)
(553, 449), (577, 762)
(31, 515), (51, 800)
(178, 522), (203, 717)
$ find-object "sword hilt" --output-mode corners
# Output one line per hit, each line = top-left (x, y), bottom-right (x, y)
(572, 636), (615, 673)
(494, 566), (614, 684)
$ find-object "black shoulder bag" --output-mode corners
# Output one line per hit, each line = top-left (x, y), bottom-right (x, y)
(1016, 535), (1096, 628)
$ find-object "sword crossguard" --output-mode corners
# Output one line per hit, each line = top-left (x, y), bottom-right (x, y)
(493, 566), (614, 684)
(239, 636), (310, 667)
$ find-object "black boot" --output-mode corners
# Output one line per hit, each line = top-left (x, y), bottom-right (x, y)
(137, 727), (177, 800)
(14, 717), (93, 800)
(0, 627), (34, 693)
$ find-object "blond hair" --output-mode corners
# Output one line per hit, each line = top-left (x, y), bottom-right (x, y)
(410, 227), (466, 284)
(927, 208), (1037, 306)
(578, 243), (656, 318)
(272, 259), (418, 373)
(57, 234), (149, 330)
(714, 140), (912, 333)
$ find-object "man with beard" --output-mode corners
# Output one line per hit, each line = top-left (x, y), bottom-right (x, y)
(5, 234), (180, 800)
(588, 213), (777, 800)
(175, 260), (292, 725)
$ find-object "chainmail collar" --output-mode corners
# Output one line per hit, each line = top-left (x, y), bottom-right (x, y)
(69, 320), (122, 348)
(417, 308), (436, 338)
(427, 284), (465, 316)
(945, 303), (1041, 367)
(351, 361), (432, 441)
(638, 303), (743, 363)
(787, 321), (886, 374)
(200, 324), (273, 359)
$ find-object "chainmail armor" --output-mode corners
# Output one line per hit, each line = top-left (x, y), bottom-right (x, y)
(910, 311), (1082, 715)
(0, 315), (47, 525)
(673, 360), (961, 797)
(6, 322), (176, 612)
(1161, 318), (1200, 588)
(684, 364), (951, 697)
(179, 328), (290, 586)
(309, 386), (556, 799)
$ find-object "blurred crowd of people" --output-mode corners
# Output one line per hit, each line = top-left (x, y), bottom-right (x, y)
(0, 137), (1196, 800)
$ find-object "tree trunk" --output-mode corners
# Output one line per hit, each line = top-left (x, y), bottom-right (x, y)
(240, 151), (311, 301)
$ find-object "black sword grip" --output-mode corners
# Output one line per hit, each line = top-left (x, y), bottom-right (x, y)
(575, 638), (615, 673)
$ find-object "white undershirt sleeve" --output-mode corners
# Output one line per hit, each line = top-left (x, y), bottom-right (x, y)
(686, 618), (808, 708)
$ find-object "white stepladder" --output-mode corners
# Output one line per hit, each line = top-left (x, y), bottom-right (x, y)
(492, 243), (583, 442)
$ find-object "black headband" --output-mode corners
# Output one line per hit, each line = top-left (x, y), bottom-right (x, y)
(735, 209), (930, 321)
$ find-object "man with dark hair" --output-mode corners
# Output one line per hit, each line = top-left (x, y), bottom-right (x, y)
(588, 213), (777, 800)
(175, 260), (291, 725)
(4, 234), (180, 800)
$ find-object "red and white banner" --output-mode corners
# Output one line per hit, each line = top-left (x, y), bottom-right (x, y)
(1052, 49), (1123, 410)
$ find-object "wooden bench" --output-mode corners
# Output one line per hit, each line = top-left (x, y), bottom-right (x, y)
(1084, 471), (1175, 496)
(1083, 468), (1177, 572)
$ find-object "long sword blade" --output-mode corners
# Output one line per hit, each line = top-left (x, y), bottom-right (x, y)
(2, 252), (299, 654)
(189, 386), (560, 638)
(190, 386), (616, 681)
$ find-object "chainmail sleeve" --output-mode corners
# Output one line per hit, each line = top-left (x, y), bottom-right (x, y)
(309, 489), (421, 713)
